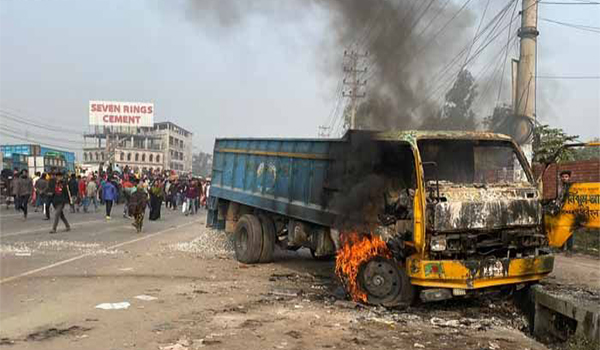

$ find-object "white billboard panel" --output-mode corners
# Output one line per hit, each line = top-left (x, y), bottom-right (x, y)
(89, 101), (154, 127)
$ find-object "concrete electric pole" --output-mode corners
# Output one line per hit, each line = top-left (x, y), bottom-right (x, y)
(342, 50), (367, 130)
(513, 0), (539, 162)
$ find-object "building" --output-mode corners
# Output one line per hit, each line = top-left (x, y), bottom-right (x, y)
(153, 122), (193, 173)
(82, 121), (192, 174)
(0, 144), (76, 173)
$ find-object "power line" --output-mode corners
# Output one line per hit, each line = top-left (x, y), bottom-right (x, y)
(540, 17), (600, 33)
(536, 75), (600, 79)
(496, 0), (520, 105)
(539, 1), (600, 4)
(0, 108), (83, 134)
(0, 124), (82, 145)
(0, 130), (80, 151)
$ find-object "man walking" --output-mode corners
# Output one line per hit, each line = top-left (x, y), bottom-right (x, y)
(102, 177), (117, 220)
(14, 169), (33, 219)
(84, 176), (98, 213)
(44, 172), (56, 220)
(68, 174), (79, 213)
(49, 171), (71, 233)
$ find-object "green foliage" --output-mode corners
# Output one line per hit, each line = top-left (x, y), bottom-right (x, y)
(192, 152), (213, 177)
(441, 69), (478, 130)
(571, 138), (600, 161)
(483, 105), (513, 132)
(532, 124), (579, 164)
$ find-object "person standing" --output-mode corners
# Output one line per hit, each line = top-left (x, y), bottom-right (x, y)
(32, 172), (40, 211)
(78, 175), (86, 212)
(49, 172), (71, 233)
(14, 169), (33, 219)
(102, 178), (117, 220)
(43, 172), (56, 220)
(121, 175), (134, 218)
(84, 176), (98, 212)
(35, 173), (48, 213)
(129, 183), (148, 232)
(148, 180), (163, 221)
(558, 170), (575, 253)
(68, 174), (79, 213)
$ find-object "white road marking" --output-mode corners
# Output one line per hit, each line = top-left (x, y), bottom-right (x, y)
(0, 219), (201, 284)
(0, 219), (107, 238)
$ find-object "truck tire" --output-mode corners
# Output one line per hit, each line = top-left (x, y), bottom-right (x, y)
(357, 257), (415, 308)
(233, 215), (263, 264)
(258, 215), (276, 263)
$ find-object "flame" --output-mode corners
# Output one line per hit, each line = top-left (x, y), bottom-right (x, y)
(335, 232), (392, 303)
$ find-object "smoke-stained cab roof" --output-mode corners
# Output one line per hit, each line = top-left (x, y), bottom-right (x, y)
(372, 130), (513, 144)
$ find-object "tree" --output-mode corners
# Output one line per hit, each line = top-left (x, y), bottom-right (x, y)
(571, 137), (600, 161)
(483, 104), (513, 133)
(532, 124), (579, 164)
(437, 69), (478, 130)
(192, 152), (213, 177)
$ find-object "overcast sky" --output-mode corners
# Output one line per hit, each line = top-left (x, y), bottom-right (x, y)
(1, 0), (598, 156)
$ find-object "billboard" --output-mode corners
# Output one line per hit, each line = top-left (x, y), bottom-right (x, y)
(89, 101), (154, 127)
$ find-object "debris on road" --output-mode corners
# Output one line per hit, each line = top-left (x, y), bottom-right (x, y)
(95, 302), (131, 310)
(25, 325), (91, 342)
(167, 229), (233, 258)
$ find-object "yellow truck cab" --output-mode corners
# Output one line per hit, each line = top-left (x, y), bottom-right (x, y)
(352, 131), (555, 305)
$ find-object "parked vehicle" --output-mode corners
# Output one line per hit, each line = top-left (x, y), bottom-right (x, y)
(207, 130), (570, 306)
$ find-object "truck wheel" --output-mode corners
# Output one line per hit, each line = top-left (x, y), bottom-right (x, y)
(357, 257), (414, 308)
(258, 215), (276, 263)
(233, 215), (263, 264)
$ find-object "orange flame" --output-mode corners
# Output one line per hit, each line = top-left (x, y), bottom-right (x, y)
(335, 232), (392, 303)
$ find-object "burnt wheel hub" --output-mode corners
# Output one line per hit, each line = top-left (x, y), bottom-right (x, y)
(358, 257), (402, 304)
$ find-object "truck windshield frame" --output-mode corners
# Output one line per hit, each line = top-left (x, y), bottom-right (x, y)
(417, 139), (533, 186)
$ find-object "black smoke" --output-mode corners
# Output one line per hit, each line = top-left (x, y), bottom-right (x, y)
(179, 0), (475, 128)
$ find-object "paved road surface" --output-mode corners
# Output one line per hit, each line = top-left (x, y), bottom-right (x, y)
(0, 204), (552, 350)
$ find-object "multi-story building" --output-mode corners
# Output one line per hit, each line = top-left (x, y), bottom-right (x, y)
(82, 121), (192, 174)
(152, 122), (193, 173)
(0, 144), (75, 173)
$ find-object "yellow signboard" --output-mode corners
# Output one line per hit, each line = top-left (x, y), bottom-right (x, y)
(545, 182), (600, 247)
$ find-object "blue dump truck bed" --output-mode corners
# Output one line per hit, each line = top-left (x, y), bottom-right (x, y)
(210, 137), (341, 227)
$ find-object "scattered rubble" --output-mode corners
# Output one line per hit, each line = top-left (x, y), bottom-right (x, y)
(167, 229), (234, 258)
(25, 325), (91, 342)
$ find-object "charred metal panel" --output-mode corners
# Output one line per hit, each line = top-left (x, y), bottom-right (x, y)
(432, 198), (541, 231)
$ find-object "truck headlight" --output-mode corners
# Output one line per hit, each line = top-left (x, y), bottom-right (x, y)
(431, 237), (447, 251)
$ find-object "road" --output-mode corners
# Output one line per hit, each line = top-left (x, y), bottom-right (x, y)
(0, 204), (550, 350)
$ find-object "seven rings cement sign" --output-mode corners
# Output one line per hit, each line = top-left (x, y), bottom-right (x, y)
(89, 101), (154, 127)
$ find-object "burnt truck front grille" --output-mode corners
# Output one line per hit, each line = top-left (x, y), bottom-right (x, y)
(428, 228), (546, 260)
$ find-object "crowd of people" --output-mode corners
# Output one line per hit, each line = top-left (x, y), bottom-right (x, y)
(2, 165), (211, 234)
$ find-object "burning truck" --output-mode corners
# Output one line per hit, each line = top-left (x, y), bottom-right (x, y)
(207, 130), (563, 307)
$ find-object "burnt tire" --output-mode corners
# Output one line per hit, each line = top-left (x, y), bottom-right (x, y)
(233, 214), (263, 264)
(358, 257), (414, 308)
(258, 214), (276, 263)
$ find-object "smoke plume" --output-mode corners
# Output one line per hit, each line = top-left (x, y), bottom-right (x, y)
(180, 0), (475, 129)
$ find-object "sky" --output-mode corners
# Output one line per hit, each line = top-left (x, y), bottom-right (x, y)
(0, 0), (598, 157)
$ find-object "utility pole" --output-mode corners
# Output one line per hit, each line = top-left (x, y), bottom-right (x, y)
(342, 50), (367, 130)
(513, 0), (539, 162)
